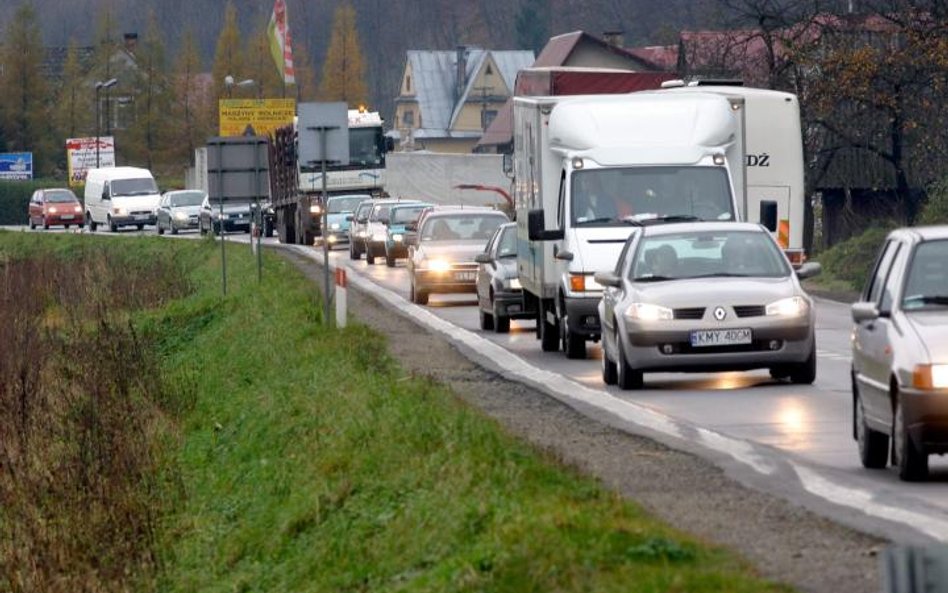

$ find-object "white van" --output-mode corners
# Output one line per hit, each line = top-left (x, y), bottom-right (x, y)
(84, 167), (161, 231)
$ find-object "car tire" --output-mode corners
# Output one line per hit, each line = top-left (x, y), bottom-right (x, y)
(540, 303), (559, 352)
(171, 223), (179, 235)
(494, 315), (510, 334)
(854, 372), (888, 469)
(43, 220), (50, 230)
(410, 278), (428, 305)
(87, 212), (97, 232)
(616, 332), (643, 390)
(349, 241), (360, 260)
(789, 343), (817, 384)
(479, 309), (494, 331)
(157, 221), (165, 235)
(29, 216), (35, 230)
(769, 366), (790, 380)
(893, 389), (928, 481)
(601, 332), (618, 386)
(366, 249), (376, 265)
(561, 311), (586, 359)
(64, 224), (70, 229)
(108, 216), (117, 232)
(137, 224), (144, 231)
(385, 250), (396, 267)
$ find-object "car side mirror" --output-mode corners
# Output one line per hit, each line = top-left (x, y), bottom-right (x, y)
(594, 271), (622, 288)
(851, 302), (880, 323)
(474, 253), (493, 264)
(527, 209), (564, 241)
(795, 261), (822, 280)
(345, 214), (353, 222)
(102, 189), (110, 201)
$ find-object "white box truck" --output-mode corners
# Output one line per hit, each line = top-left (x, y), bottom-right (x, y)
(664, 83), (806, 264)
(514, 92), (744, 358)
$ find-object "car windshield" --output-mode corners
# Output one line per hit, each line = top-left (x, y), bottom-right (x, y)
(572, 166), (734, 226)
(328, 196), (368, 213)
(170, 191), (205, 207)
(391, 206), (426, 224)
(902, 240), (948, 310)
(497, 226), (517, 257)
(421, 214), (507, 242)
(370, 204), (392, 221)
(112, 177), (158, 196)
(630, 230), (790, 281)
(45, 190), (78, 203)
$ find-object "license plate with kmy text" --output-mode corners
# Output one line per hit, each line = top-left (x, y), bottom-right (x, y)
(455, 271), (476, 281)
(690, 328), (752, 347)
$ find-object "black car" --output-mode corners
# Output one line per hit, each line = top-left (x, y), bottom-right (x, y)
(474, 222), (534, 332)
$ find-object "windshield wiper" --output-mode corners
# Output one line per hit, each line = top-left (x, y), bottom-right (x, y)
(576, 217), (619, 225)
(905, 295), (948, 306)
(688, 272), (754, 278)
(633, 275), (676, 282)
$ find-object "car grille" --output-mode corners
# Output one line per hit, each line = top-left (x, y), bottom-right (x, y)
(660, 340), (781, 355)
(673, 307), (705, 320)
(131, 210), (152, 217)
(733, 305), (766, 318)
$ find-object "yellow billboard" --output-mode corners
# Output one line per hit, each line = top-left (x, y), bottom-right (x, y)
(219, 99), (296, 137)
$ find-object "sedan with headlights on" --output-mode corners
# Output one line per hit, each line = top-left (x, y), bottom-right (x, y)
(384, 202), (431, 267)
(851, 226), (948, 481)
(156, 189), (204, 234)
(475, 222), (534, 332)
(323, 194), (371, 247)
(596, 222), (821, 390)
(408, 210), (509, 305)
(28, 188), (84, 230)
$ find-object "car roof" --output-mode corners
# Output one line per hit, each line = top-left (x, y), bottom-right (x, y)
(328, 194), (371, 201)
(371, 198), (420, 206)
(891, 225), (948, 243)
(640, 221), (766, 237)
(423, 209), (508, 221)
(391, 202), (430, 210)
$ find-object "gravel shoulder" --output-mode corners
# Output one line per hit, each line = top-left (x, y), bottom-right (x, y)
(281, 248), (884, 593)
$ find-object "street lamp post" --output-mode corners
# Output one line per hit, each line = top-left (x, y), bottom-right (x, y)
(94, 78), (117, 168)
(224, 75), (256, 98)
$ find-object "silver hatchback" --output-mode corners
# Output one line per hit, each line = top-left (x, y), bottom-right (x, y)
(851, 226), (948, 481)
(596, 222), (821, 390)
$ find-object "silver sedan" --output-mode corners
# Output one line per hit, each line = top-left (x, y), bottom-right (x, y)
(851, 226), (948, 481)
(596, 222), (821, 390)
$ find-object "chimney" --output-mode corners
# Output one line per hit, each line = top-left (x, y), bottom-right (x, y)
(602, 30), (625, 48)
(124, 32), (138, 53)
(456, 46), (467, 104)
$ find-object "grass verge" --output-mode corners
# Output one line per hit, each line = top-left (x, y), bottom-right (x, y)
(1, 231), (792, 592)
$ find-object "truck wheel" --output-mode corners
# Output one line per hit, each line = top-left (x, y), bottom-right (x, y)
(539, 303), (559, 352)
(561, 310), (586, 359)
(108, 216), (117, 232)
(87, 212), (97, 232)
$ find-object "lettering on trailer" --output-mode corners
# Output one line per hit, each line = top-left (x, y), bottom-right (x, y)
(746, 153), (770, 167)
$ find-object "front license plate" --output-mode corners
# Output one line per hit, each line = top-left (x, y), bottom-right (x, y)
(455, 271), (476, 281)
(61, 214), (75, 220)
(134, 215), (149, 220)
(690, 328), (752, 347)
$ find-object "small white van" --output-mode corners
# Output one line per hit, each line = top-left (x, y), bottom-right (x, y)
(84, 167), (161, 232)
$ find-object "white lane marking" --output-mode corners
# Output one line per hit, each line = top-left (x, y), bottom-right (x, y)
(294, 246), (938, 541)
(793, 464), (948, 542)
(817, 349), (851, 362)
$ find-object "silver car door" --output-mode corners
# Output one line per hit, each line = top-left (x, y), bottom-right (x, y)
(856, 240), (901, 424)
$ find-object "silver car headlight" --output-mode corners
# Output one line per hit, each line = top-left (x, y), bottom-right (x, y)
(174, 211), (189, 221)
(766, 296), (808, 317)
(912, 364), (948, 390)
(625, 303), (673, 322)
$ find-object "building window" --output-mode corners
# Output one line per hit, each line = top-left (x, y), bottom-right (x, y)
(482, 109), (498, 130)
(402, 110), (414, 127)
(406, 75), (411, 93)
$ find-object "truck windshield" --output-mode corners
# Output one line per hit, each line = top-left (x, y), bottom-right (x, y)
(349, 128), (382, 166)
(112, 178), (158, 197)
(571, 166), (734, 225)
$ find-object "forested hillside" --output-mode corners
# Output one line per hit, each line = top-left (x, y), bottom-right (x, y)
(6, 0), (715, 116)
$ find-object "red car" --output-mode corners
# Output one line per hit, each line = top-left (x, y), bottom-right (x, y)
(28, 188), (83, 230)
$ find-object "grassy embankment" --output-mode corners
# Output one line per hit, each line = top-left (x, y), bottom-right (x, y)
(0, 231), (791, 592)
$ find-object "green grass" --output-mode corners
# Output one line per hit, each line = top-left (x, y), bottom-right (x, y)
(0, 230), (792, 592)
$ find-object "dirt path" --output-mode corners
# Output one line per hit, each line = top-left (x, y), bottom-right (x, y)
(281, 248), (883, 593)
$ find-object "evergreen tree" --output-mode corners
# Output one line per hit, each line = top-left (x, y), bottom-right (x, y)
(292, 39), (318, 101)
(211, 2), (246, 130)
(126, 10), (170, 169)
(318, 4), (368, 106)
(246, 26), (283, 99)
(515, 0), (550, 54)
(53, 40), (89, 147)
(0, 2), (52, 174)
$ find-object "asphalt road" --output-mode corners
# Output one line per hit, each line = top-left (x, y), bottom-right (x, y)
(10, 224), (948, 543)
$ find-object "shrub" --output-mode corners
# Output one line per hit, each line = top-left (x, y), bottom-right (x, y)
(917, 176), (948, 225)
(0, 179), (74, 225)
(818, 223), (896, 291)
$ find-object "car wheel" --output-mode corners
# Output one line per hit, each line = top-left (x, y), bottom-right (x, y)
(601, 330), (618, 386)
(769, 366), (790, 380)
(157, 221), (165, 235)
(366, 248), (375, 265)
(64, 224), (70, 229)
(893, 388), (928, 481)
(789, 343), (817, 384)
(87, 212), (97, 232)
(616, 331), (643, 390)
(43, 219), (50, 230)
(561, 311), (586, 359)
(385, 251), (396, 267)
(108, 216), (117, 232)
(479, 308), (494, 331)
(349, 241), (360, 260)
(539, 303), (560, 352)
(853, 372), (888, 469)
(137, 224), (144, 231)
(171, 223), (179, 235)
(28, 216), (35, 230)
(494, 315), (510, 333)
(410, 278), (428, 305)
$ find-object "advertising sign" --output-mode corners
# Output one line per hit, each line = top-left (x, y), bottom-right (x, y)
(0, 152), (33, 180)
(66, 137), (115, 186)
(219, 98), (296, 137)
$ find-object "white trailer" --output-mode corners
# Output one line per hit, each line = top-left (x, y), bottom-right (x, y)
(664, 84), (806, 264)
(514, 92), (744, 358)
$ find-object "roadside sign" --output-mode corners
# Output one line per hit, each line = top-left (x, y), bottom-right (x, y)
(66, 137), (115, 186)
(0, 152), (33, 180)
(297, 102), (349, 167)
(219, 98), (296, 137)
